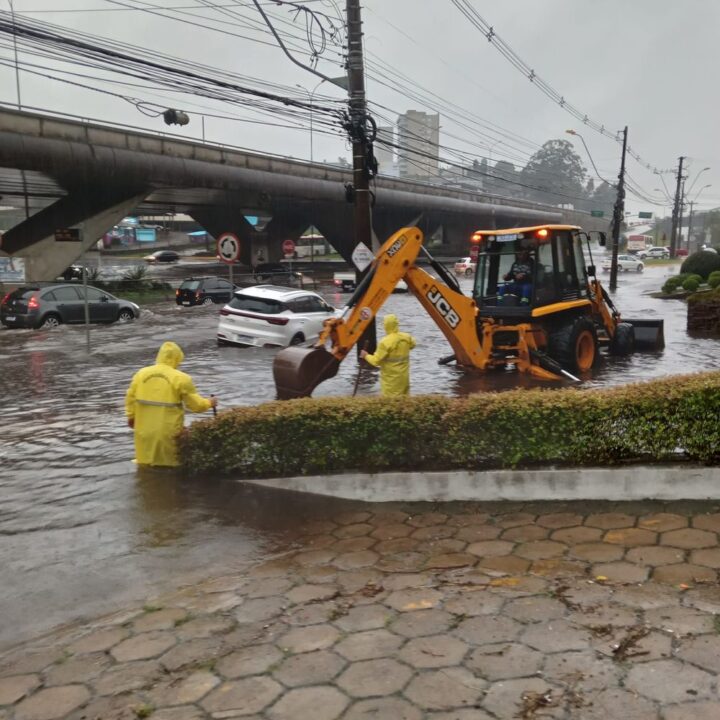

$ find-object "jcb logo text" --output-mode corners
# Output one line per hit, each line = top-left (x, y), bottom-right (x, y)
(427, 286), (460, 328)
(386, 236), (407, 258)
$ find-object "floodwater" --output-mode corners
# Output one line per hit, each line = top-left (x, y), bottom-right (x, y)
(1, 262), (717, 648)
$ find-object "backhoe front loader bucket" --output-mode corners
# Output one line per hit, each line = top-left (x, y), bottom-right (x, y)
(273, 346), (341, 400)
(625, 318), (665, 350)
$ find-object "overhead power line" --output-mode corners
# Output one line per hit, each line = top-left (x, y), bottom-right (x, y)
(449, 0), (672, 176)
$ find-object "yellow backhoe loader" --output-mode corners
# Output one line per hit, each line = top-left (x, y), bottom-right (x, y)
(273, 225), (664, 399)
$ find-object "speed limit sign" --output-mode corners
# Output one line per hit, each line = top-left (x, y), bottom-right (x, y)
(217, 233), (241, 264)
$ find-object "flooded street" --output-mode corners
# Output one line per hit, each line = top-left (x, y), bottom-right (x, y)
(1, 262), (718, 649)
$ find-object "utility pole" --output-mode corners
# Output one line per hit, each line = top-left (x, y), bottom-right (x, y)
(670, 156), (685, 259)
(345, 0), (376, 353)
(609, 126), (628, 291)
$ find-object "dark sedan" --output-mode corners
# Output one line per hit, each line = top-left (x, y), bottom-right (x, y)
(1, 284), (140, 329)
(144, 250), (180, 264)
(176, 276), (236, 306)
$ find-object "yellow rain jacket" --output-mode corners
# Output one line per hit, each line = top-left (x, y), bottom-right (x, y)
(125, 342), (212, 467)
(364, 314), (416, 397)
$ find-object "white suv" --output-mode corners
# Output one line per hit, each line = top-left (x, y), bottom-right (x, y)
(639, 246), (669, 259)
(217, 285), (335, 347)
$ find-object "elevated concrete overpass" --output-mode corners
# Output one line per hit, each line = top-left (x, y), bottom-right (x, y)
(0, 108), (605, 280)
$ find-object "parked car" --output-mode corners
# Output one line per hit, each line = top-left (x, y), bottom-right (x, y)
(638, 246), (670, 259)
(57, 265), (89, 282)
(217, 286), (335, 347)
(253, 262), (303, 287)
(601, 254), (644, 273)
(454, 257), (477, 276)
(176, 276), (236, 306)
(677, 247), (690, 257)
(1, 284), (140, 329)
(332, 271), (408, 293)
(144, 250), (179, 264)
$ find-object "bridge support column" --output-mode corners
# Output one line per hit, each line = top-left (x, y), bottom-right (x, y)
(2, 188), (148, 281)
(192, 208), (312, 266)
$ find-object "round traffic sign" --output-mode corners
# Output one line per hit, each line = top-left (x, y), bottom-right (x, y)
(282, 239), (296, 256)
(217, 233), (240, 264)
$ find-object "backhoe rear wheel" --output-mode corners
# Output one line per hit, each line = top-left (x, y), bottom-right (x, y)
(548, 316), (598, 374)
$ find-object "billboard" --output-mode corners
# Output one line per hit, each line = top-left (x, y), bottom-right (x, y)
(0, 256), (25, 282)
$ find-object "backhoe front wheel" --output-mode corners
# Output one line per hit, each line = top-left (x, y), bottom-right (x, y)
(609, 322), (635, 356)
(548, 316), (598, 374)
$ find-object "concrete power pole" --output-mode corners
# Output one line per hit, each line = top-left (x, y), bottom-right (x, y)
(609, 126), (628, 292)
(345, 0), (376, 353)
(670, 156), (685, 259)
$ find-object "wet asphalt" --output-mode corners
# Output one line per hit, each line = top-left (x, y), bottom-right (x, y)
(1, 262), (717, 649)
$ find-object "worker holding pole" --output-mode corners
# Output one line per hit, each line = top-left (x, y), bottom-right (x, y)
(126, 342), (217, 467)
(360, 314), (416, 397)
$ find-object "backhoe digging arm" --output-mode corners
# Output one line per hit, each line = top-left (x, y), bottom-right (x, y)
(272, 226), (483, 399)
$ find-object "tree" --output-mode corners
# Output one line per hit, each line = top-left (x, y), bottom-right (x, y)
(519, 139), (588, 206)
(486, 160), (517, 196)
(591, 181), (617, 220)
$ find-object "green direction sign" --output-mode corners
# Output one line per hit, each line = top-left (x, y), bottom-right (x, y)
(590, 210), (604, 218)
(638, 211), (653, 219)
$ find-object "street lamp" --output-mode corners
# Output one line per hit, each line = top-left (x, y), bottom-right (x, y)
(568, 127), (628, 291)
(296, 79), (326, 164)
(686, 166), (711, 197)
(565, 129), (614, 187)
(687, 183), (712, 250)
(487, 138), (503, 162)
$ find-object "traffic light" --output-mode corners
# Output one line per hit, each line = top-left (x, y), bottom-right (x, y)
(162, 109), (190, 126)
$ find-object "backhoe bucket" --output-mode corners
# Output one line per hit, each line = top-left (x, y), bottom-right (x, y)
(273, 346), (341, 400)
(625, 318), (665, 350)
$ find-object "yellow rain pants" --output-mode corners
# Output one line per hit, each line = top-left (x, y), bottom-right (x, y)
(364, 314), (417, 397)
(125, 341), (212, 466)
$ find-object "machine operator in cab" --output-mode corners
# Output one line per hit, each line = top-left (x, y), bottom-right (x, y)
(498, 247), (534, 305)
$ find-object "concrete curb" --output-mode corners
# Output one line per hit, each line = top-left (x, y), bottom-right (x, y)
(246, 464), (720, 502)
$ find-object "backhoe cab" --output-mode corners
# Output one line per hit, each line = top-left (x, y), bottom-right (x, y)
(273, 225), (664, 399)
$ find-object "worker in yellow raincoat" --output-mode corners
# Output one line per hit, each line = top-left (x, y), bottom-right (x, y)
(360, 314), (416, 397)
(125, 342), (217, 467)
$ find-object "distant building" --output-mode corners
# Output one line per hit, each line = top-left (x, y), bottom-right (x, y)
(374, 126), (395, 176)
(397, 110), (440, 180)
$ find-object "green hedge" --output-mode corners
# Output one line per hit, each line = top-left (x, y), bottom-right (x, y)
(681, 251), (720, 280)
(178, 372), (720, 477)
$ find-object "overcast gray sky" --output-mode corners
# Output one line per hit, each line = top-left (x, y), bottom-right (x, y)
(2, 0), (719, 217)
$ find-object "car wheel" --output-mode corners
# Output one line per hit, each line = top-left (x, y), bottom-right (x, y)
(289, 333), (305, 346)
(465, 267), (473, 277)
(39, 313), (61, 329)
(118, 309), (135, 322)
(636, 264), (643, 273)
(202, 296), (214, 306)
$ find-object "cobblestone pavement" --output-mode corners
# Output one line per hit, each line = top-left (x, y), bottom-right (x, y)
(5, 500), (720, 719)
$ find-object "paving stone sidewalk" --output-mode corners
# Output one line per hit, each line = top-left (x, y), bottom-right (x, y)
(5, 501), (720, 719)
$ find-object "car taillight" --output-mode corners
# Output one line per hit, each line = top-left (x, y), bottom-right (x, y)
(175, 289), (180, 296)
(267, 317), (289, 325)
(28, 295), (39, 310)
(1, 292), (10, 306)
(196, 292), (201, 298)
(333, 279), (342, 286)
